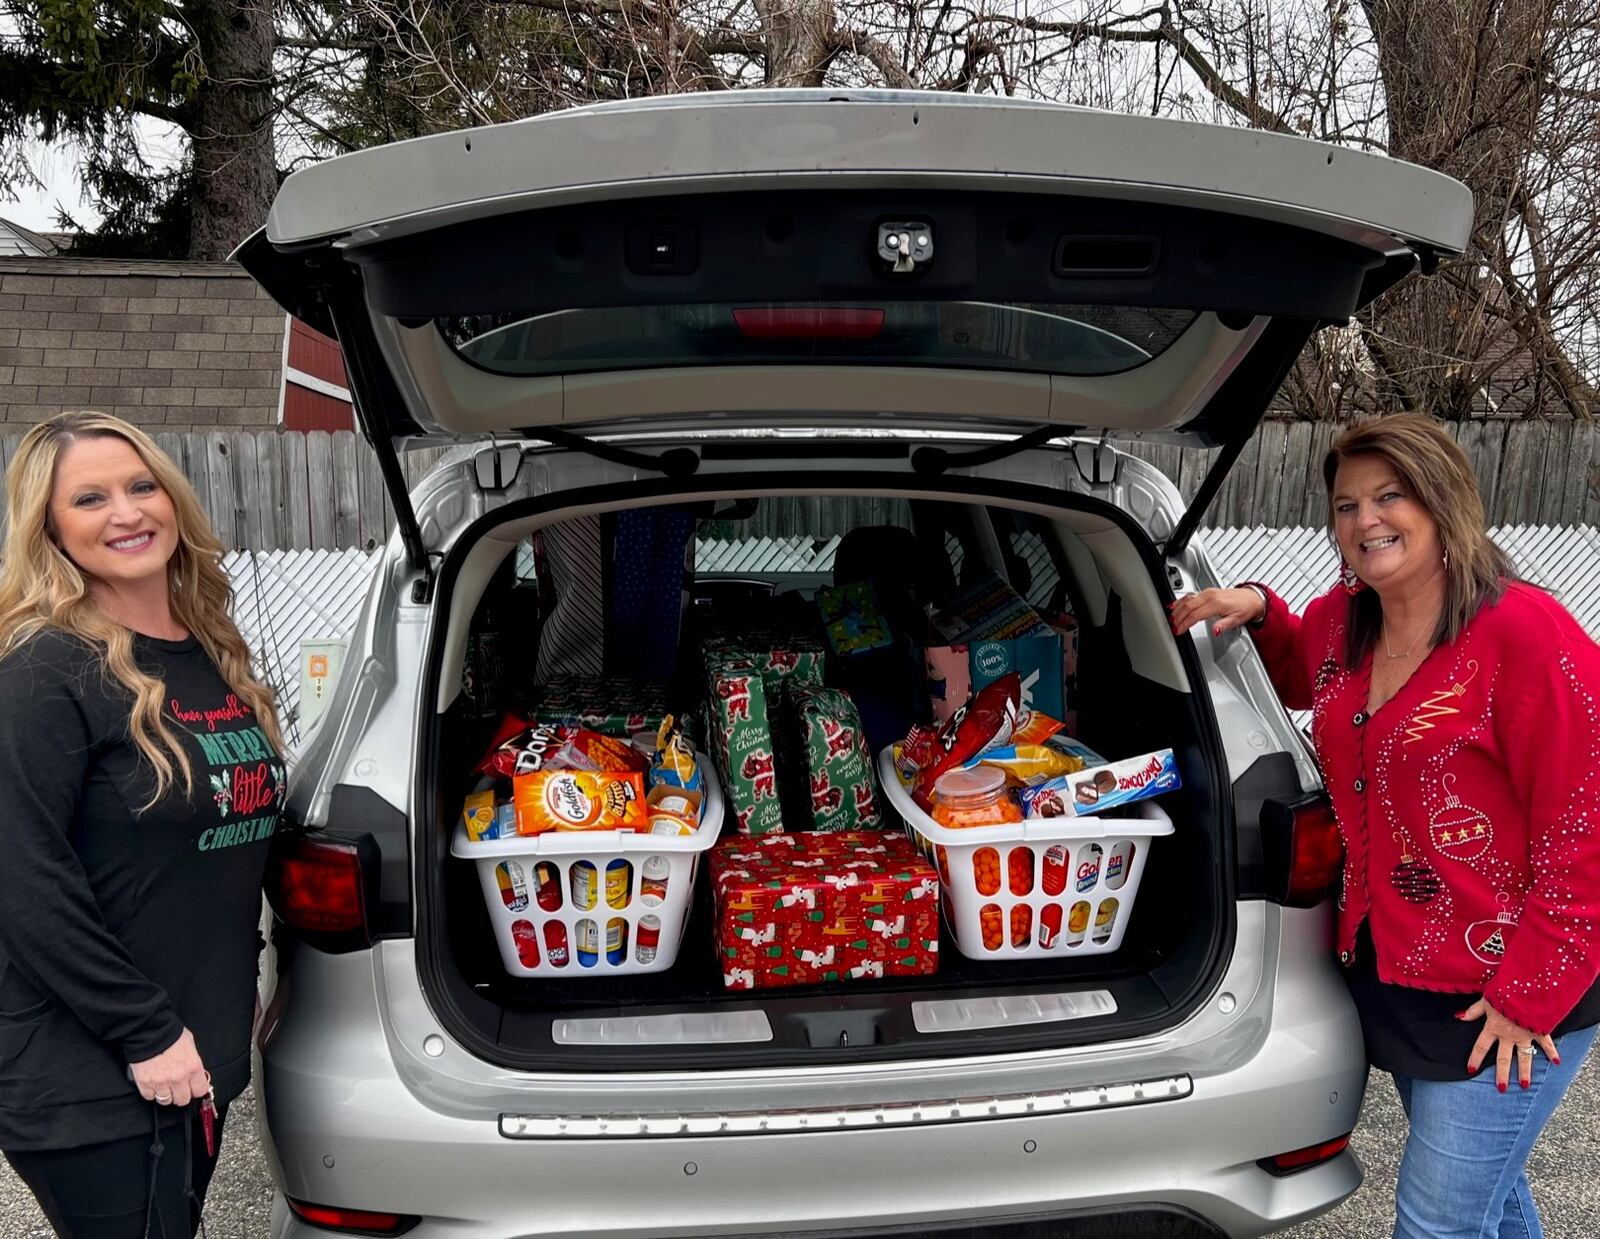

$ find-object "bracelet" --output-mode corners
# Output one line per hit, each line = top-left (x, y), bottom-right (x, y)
(1240, 583), (1270, 629)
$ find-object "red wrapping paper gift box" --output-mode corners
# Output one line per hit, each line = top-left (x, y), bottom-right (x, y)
(710, 831), (940, 990)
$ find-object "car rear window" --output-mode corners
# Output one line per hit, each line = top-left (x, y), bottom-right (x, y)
(437, 301), (1197, 377)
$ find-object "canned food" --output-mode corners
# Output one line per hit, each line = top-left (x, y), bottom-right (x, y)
(534, 861), (563, 912)
(570, 860), (598, 910)
(1105, 841), (1135, 891)
(640, 855), (670, 906)
(1066, 900), (1091, 946)
(1074, 843), (1104, 894)
(1039, 903), (1064, 949)
(605, 859), (633, 909)
(606, 917), (628, 965)
(495, 861), (529, 912)
(1041, 845), (1068, 896)
(575, 918), (600, 967)
(543, 920), (570, 967)
(635, 914), (662, 964)
(511, 919), (541, 968)
(1093, 897), (1120, 944)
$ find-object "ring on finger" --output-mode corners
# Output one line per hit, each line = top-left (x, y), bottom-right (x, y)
(1516, 1044), (1536, 1059)
(154, 1092), (173, 1103)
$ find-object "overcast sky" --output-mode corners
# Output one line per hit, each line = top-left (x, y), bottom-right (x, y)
(2, 119), (185, 233)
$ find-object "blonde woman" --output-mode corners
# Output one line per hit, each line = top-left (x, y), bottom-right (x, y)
(0, 413), (284, 1237)
(1173, 413), (1600, 1239)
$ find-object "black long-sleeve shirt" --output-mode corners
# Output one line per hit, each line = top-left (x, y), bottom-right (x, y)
(0, 629), (283, 1149)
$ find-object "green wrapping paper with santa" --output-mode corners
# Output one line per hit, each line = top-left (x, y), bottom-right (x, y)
(776, 683), (884, 832)
(702, 626), (826, 836)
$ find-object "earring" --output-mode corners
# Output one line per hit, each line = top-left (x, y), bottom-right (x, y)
(1442, 549), (1450, 570)
(1340, 558), (1365, 595)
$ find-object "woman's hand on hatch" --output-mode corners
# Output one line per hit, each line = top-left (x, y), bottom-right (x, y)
(1460, 997), (1560, 1092)
(1168, 588), (1266, 638)
(129, 1027), (210, 1107)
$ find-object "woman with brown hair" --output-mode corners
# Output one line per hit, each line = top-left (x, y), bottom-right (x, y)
(1172, 412), (1600, 1238)
(0, 412), (285, 1236)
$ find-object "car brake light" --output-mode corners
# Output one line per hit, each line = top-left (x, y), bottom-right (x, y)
(286, 1198), (417, 1235)
(1260, 793), (1342, 908)
(732, 307), (885, 339)
(266, 831), (372, 942)
(1262, 1132), (1352, 1174)
(1284, 798), (1342, 907)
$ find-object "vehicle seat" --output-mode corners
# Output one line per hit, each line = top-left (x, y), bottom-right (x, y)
(831, 525), (956, 636)
(828, 524), (947, 750)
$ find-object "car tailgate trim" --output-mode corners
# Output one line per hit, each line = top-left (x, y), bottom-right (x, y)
(498, 1074), (1192, 1139)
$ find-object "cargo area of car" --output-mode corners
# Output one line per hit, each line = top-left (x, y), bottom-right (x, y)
(416, 476), (1238, 1071)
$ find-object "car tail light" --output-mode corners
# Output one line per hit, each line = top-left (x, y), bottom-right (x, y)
(732, 307), (885, 338)
(1260, 1132), (1352, 1175)
(265, 830), (375, 950)
(1260, 793), (1342, 908)
(286, 1198), (418, 1235)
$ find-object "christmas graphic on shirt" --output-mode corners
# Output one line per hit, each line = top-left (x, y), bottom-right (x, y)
(170, 693), (286, 852)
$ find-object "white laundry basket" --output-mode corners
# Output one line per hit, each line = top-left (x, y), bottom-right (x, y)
(453, 760), (723, 977)
(877, 750), (1173, 961)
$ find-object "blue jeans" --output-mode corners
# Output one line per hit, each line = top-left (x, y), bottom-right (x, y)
(1391, 1024), (1597, 1238)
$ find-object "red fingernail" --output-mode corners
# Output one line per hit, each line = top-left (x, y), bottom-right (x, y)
(1553, 1056), (1562, 1066)
(1454, 1010), (1469, 1019)
(1213, 625), (1222, 636)
(1498, 1082), (1507, 1093)
(1521, 1079), (1530, 1090)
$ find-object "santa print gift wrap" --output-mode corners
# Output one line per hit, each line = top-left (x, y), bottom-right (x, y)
(710, 832), (940, 990)
(1250, 580), (1600, 1036)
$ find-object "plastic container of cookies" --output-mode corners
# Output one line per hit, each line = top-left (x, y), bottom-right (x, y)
(877, 749), (1173, 962)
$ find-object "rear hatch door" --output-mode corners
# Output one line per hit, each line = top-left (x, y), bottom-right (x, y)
(237, 89), (1471, 565)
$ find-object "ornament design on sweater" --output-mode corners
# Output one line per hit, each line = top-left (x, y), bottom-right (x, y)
(1390, 829), (1441, 903)
(1465, 892), (1518, 966)
(1404, 659), (1480, 744)
(1428, 771), (1494, 862)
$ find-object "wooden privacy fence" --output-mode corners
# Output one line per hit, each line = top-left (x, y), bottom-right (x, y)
(1, 421), (1598, 550)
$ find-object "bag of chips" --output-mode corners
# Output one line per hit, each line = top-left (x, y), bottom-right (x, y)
(904, 673), (1021, 810)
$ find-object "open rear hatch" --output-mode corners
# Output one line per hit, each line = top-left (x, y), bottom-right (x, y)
(239, 90), (1470, 1070)
(238, 89), (1471, 574)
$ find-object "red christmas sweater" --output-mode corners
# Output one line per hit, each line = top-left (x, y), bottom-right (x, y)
(1250, 580), (1600, 1035)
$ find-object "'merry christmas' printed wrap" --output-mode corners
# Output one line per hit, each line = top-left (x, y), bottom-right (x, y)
(779, 684), (883, 832)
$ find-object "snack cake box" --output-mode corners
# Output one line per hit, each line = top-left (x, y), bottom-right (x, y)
(710, 832), (939, 990)
(1019, 748), (1182, 817)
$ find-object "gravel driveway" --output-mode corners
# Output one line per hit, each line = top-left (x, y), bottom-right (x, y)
(2, 1057), (1596, 1237)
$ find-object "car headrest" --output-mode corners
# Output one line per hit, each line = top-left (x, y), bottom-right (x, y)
(833, 525), (957, 618)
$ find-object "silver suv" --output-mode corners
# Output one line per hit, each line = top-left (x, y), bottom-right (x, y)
(240, 90), (1471, 1238)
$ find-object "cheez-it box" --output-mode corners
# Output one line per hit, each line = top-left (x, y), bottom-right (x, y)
(710, 832), (939, 990)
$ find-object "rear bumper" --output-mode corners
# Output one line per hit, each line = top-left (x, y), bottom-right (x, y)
(262, 907), (1363, 1238)
(267, 1091), (1359, 1239)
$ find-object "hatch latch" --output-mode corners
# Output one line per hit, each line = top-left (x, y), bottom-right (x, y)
(877, 221), (934, 274)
